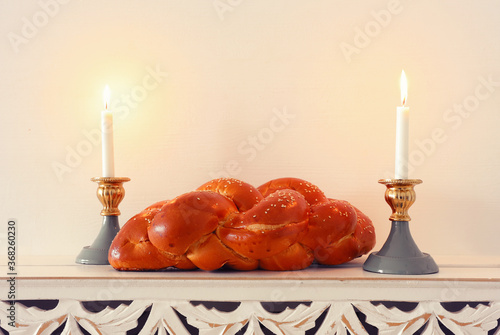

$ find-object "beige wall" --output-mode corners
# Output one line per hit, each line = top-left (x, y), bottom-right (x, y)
(1, 0), (499, 258)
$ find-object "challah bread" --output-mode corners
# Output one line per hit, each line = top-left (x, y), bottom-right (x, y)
(257, 177), (328, 206)
(197, 178), (263, 211)
(108, 177), (375, 271)
(301, 199), (357, 264)
(259, 242), (314, 271)
(256, 178), (375, 266)
(186, 233), (259, 271)
(148, 191), (237, 255)
(217, 189), (309, 260)
(108, 200), (195, 271)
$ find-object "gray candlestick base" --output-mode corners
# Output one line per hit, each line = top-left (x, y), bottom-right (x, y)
(75, 216), (119, 265)
(363, 221), (439, 275)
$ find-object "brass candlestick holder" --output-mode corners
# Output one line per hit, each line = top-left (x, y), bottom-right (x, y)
(363, 179), (439, 275)
(76, 177), (130, 265)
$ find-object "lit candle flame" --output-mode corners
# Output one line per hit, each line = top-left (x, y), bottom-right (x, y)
(103, 85), (110, 110)
(400, 70), (407, 106)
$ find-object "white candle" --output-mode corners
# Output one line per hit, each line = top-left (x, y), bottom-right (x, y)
(395, 70), (409, 179)
(101, 85), (115, 177)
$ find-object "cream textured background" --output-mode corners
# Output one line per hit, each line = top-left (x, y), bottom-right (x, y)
(0, 0), (499, 259)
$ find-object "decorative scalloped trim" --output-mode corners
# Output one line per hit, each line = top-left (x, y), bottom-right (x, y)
(1, 300), (499, 334)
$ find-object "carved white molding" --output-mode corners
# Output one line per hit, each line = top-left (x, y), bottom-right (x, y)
(357, 301), (500, 335)
(1, 300), (499, 334)
(175, 300), (329, 335)
(316, 302), (370, 335)
(0, 300), (149, 335)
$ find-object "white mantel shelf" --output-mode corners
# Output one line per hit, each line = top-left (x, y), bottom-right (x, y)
(2, 255), (500, 301)
(2, 255), (500, 334)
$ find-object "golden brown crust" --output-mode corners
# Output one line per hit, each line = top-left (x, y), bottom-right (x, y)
(108, 201), (196, 270)
(109, 177), (375, 271)
(257, 177), (328, 206)
(197, 178), (263, 211)
(259, 243), (314, 271)
(148, 191), (237, 255)
(187, 234), (259, 271)
(217, 189), (309, 260)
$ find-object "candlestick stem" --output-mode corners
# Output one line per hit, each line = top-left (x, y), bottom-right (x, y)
(363, 179), (438, 275)
(76, 177), (130, 265)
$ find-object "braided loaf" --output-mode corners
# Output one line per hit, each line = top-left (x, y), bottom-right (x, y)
(109, 177), (375, 271)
